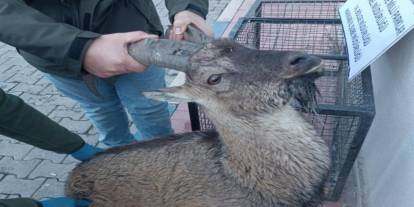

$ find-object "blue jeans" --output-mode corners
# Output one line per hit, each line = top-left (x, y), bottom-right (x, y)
(47, 66), (173, 146)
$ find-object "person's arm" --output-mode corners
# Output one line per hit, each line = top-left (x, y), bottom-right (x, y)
(0, 88), (102, 159)
(0, 0), (154, 78)
(0, 0), (100, 78)
(0, 88), (84, 153)
(164, 0), (213, 40)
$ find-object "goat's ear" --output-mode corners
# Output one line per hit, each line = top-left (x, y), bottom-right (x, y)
(183, 24), (214, 44)
(280, 54), (322, 79)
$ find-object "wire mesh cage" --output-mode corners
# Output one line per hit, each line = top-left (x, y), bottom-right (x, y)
(188, 0), (375, 201)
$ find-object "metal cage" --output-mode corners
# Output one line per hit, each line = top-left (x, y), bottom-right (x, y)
(188, 0), (375, 201)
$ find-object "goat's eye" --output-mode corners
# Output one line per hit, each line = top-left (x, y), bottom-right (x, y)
(207, 74), (222, 85)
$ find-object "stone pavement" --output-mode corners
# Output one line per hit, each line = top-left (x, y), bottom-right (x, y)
(0, 0), (231, 200)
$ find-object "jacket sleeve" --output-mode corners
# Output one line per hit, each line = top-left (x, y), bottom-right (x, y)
(0, 0), (100, 77)
(0, 198), (39, 207)
(0, 88), (85, 154)
(165, 0), (209, 22)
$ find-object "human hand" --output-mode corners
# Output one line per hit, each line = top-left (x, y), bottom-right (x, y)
(169, 10), (214, 40)
(70, 143), (103, 161)
(39, 197), (90, 207)
(83, 31), (158, 78)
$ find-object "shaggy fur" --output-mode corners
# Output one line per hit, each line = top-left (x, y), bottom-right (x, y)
(65, 38), (331, 207)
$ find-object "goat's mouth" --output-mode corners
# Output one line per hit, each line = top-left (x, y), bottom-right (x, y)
(305, 63), (323, 75)
(143, 87), (193, 103)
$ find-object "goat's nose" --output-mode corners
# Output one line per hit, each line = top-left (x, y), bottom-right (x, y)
(288, 53), (322, 72)
(288, 54), (319, 67)
(280, 53), (322, 79)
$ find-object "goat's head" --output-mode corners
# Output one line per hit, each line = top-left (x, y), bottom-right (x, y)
(128, 26), (322, 114)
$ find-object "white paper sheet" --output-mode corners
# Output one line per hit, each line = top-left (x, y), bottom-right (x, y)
(339, 0), (414, 80)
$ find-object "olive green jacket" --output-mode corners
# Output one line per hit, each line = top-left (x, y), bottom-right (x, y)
(0, 1), (208, 206)
(0, 0), (208, 79)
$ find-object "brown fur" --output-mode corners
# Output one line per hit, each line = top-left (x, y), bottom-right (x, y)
(65, 39), (330, 207)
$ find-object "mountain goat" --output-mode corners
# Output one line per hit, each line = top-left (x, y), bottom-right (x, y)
(66, 26), (330, 207)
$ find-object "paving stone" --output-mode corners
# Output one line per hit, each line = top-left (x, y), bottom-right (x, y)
(0, 82), (17, 92)
(0, 44), (8, 49)
(0, 142), (33, 160)
(0, 66), (18, 82)
(24, 148), (66, 163)
(19, 93), (52, 106)
(32, 178), (65, 200)
(49, 107), (84, 121)
(0, 134), (21, 144)
(31, 104), (57, 116)
(0, 44), (11, 50)
(36, 77), (53, 87)
(87, 126), (98, 135)
(60, 118), (92, 134)
(55, 104), (78, 111)
(0, 50), (26, 61)
(10, 83), (46, 94)
(0, 47), (12, 54)
(0, 157), (41, 178)
(20, 93), (75, 108)
(0, 175), (45, 198)
(80, 113), (89, 121)
(0, 59), (30, 73)
(7, 69), (42, 85)
(62, 155), (81, 164)
(39, 83), (60, 95)
(6, 91), (23, 97)
(47, 95), (77, 108)
(29, 160), (77, 181)
(0, 57), (10, 70)
(6, 194), (22, 199)
(82, 134), (100, 146)
(0, 48), (15, 58)
(50, 116), (63, 123)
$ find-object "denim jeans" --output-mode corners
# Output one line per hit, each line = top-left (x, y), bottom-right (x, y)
(47, 66), (173, 146)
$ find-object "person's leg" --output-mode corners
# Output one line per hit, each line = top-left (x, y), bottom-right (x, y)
(46, 75), (135, 146)
(115, 67), (173, 141)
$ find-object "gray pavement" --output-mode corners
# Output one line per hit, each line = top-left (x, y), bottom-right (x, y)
(0, 0), (231, 200)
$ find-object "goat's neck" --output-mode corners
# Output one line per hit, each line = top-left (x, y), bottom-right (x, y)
(204, 105), (321, 195)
